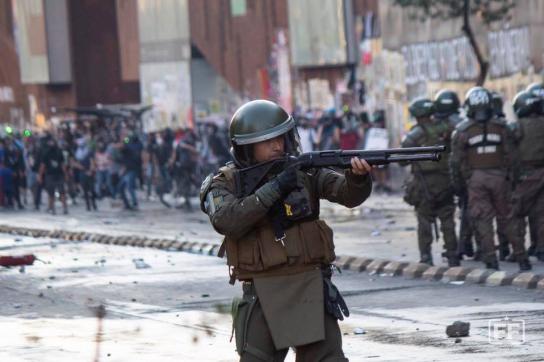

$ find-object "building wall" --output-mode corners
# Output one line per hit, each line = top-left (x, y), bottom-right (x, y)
(188, 0), (288, 99)
(69, 0), (140, 106)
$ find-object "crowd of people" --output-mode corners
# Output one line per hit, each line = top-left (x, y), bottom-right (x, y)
(0, 107), (394, 215)
(0, 120), (232, 214)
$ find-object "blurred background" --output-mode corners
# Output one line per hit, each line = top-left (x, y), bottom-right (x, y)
(1, 0), (542, 146)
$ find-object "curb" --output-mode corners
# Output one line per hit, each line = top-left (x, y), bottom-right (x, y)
(0, 224), (221, 259)
(2, 224), (543, 291)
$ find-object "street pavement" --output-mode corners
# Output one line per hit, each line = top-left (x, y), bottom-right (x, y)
(1, 234), (544, 361)
(1, 190), (542, 275)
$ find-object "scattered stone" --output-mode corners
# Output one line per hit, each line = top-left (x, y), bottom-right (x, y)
(14, 238), (22, 242)
(19, 266), (25, 273)
(13, 303), (22, 309)
(446, 321), (470, 337)
(38, 292), (44, 298)
(404, 226), (416, 231)
(455, 338), (462, 343)
(132, 258), (151, 269)
(48, 276), (56, 280)
(353, 327), (366, 335)
(201, 294), (210, 298)
(46, 285), (52, 289)
(131, 298), (137, 302)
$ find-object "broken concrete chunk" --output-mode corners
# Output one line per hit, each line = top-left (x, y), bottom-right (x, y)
(446, 321), (470, 337)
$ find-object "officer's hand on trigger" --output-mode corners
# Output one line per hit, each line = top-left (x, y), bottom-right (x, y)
(274, 165), (298, 196)
(350, 158), (372, 176)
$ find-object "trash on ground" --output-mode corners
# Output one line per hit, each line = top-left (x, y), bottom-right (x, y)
(353, 327), (366, 335)
(132, 258), (151, 269)
(370, 230), (381, 237)
(0, 254), (36, 267)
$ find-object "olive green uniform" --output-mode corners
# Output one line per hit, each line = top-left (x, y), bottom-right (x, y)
(510, 115), (544, 257)
(202, 163), (372, 361)
(450, 118), (528, 264)
(402, 118), (458, 262)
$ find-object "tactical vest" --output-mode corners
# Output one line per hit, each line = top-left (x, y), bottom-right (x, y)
(406, 121), (451, 173)
(462, 119), (506, 169)
(218, 166), (336, 281)
(518, 116), (544, 167)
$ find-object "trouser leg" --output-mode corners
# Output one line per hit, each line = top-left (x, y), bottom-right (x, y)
(437, 203), (458, 259)
(416, 207), (434, 261)
(240, 299), (288, 362)
(295, 312), (348, 362)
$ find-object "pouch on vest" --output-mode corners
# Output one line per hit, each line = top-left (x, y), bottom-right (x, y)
(402, 175), (420, 207)
(300, 220), (335, 264)
(231, 295), (257, 357)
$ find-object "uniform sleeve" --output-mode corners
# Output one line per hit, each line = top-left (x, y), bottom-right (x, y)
(449, 130), (467, 188)
(315, 168), (372, 208)
(205, 177), (270, 240)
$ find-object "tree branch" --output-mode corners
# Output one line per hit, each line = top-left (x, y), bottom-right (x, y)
(462, 0), (489, 85)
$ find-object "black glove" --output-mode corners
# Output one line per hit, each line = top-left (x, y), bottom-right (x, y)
(274, 165), (298, 197)
(323, 278), (350, 321)
(254, 165), (298, 208)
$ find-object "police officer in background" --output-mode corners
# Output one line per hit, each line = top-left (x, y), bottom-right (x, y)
(450, 87), (531, 271)
(490, 91), (515, 262)
(434, 90), (477, 260)
(401, 98), (460, 267)
(200, 100), (373, 361)
(510, 85), (544, 262)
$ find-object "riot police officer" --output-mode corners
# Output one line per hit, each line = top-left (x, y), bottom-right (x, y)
(434, 90), (477, 260)
(510, 87), (544, 262)
(200, 100), (373, 361)
(450, 87), (531, 271)
(490, 91), (516, 261)
(402, 97), (460, 267)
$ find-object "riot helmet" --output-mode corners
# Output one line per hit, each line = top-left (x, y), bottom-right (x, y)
(513, 90), (540, 118)
(434, 90), (460, 118)
(490, 91), (505, 117)
(526, 82), (544, 115)
(408, 97), (434, 119)
(464, 87), (493, 122)
(229, 100), (300, 167)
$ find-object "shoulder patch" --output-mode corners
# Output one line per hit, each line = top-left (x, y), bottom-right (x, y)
(199, 173), (214, 213)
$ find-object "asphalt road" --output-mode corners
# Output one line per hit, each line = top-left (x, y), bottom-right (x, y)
(1, 234), (543, 361)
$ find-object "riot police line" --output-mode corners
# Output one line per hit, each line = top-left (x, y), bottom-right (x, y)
(402, 82), (544, 272)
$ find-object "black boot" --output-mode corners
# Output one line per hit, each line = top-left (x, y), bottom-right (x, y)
(485, 259), (499, 270)
(499, 247), (510, 261)
(448, 256), (461, 267)
(464, 242), (474, 258)
(528, 244), (536, 257)
(419, 254), (434, 266)
(519, 258), (532, 271)
(536, 252), (544, 262)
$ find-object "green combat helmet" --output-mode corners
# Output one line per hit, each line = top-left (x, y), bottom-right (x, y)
(434, 90), (460, 118)
(464, 86), (493, 122)
(526, 82), (544, 115)
(408, 97), (434, 119)
(513, 90), (541, 118)
(490, 91), (505, 117)
(229, 100), (300, 166)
